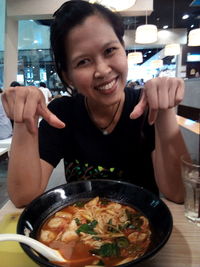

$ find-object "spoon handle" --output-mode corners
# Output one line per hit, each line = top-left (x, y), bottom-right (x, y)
(0, 233), (66, 262)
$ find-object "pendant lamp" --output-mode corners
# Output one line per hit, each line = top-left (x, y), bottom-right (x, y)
(135, 10), (158, 44)
(151, 59), (163, 68)
(128, 52), (143, 64)
(164, 0), (180, 56)
(188, 28), (200, 46)
(135, 24), (158, 44)
(164, 43), (181, 56)
(89, 0), (136, 11)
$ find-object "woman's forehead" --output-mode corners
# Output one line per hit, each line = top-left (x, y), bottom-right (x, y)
(66, 15), (117, 46)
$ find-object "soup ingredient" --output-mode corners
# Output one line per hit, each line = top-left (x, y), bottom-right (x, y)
(37, 197), (151, 267)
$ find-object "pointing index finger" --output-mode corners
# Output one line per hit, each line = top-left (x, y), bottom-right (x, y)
(130, 90), (147, 119)
(37, 103), (66, 129)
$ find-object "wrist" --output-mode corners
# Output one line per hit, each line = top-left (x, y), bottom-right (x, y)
(155, 108), (179, 137)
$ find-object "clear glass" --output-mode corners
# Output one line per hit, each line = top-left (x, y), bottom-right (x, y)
(181, 153), (200, 226)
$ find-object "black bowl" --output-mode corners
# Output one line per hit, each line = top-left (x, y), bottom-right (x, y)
(17, 179), (173, 267)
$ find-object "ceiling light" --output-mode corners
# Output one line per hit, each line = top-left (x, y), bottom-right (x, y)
(89, 0), (136, 11)
(163, 0), (180, 56)
(135, 24), (158, 44)
(128, 52), (143, 64)
(164, 43), (181, 56)
(182, 14), (189, 19)
(151, 59), (163, 68)
(188, 28), (200, 46)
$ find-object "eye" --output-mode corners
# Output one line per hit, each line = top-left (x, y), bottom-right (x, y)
(76, 58), (90, 67)
(105, 47), (117, 56)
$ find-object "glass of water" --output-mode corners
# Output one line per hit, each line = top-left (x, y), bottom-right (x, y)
(181, 153), (200, 226)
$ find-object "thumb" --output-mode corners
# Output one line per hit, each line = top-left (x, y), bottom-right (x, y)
(130, 90), (147, 119)
(37, 103), (65, 129)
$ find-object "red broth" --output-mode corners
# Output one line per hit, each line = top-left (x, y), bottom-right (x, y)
(37, 197), (151, 267)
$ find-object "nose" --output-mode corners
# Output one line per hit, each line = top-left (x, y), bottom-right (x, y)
(94, 58), (112, 79)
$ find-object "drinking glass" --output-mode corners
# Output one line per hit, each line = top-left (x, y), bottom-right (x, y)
(181, 153), (200, 226)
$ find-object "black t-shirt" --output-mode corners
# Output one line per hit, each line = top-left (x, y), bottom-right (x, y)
(39, 87), (158, 195)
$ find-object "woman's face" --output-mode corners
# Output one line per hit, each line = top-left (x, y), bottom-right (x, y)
(64, 15), (128, 106)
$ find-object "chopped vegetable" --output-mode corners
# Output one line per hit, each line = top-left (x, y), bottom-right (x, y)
(91, 243), (120, 257)
(75, 218), (81, 225)
(125, 209), (143, 230)
(76, 220), (98, 235)
(116, 237), (130, 248)
(74, 201), (85, 207)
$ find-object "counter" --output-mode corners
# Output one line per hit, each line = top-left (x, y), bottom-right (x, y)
(0, 198), (200, 267)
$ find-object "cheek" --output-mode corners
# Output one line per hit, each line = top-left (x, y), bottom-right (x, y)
(71, 70), (92, 92)
(116, 55), (128, 80)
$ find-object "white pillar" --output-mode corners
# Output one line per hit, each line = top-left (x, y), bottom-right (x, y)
(4, 16), (18, 88)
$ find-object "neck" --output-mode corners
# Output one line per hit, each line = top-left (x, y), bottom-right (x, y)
(85, 97), (123, 134)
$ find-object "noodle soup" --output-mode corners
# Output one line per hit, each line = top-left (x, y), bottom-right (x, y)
(37, 197), (151, 267)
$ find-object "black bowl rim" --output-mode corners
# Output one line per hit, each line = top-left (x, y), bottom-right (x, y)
(17, 179), (173, 267)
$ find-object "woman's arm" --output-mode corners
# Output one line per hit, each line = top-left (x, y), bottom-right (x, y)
(152, 108), (188, 203)
(7, 123), (54, 207)
(2, 86), (65, 207)
(130, 77), (189, 203)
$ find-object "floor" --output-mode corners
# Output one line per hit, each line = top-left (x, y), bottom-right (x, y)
(0, 158), (66, 208)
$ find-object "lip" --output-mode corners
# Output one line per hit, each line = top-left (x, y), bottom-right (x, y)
(94, 77), (118, 95)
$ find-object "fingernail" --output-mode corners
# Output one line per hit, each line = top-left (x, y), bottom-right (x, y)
(149, 120), (154, 125)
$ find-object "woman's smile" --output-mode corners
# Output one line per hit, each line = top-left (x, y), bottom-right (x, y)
(94, 77), (119, 95)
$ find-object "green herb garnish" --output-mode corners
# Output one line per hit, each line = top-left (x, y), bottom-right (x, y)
(76, 220), (98, 235)
(91, 243), (120, 257)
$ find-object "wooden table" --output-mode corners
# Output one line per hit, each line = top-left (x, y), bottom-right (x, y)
(0, 199), (200, 267)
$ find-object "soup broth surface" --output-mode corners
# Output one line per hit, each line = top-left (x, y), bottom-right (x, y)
(37, 197), (151, 267)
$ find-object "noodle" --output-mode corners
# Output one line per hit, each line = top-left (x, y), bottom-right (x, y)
(37, 197), (151, 267)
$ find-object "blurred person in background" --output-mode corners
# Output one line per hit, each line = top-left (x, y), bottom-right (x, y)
(10, 81), (21, 87)
(39, 82), (52, 105)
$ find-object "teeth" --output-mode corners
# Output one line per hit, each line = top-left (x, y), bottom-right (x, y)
(97, 79), (115, 90)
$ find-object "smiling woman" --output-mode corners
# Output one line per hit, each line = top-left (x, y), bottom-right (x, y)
(2, 0), (188, 208)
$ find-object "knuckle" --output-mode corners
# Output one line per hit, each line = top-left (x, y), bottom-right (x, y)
(176, 95), (183, 103)
(160, 103), (168, 109)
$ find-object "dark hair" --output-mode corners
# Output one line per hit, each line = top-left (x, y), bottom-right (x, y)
(10, 81), (20, 87)
(39, 82), (47, 88)
(50, 0), (125, 94)
(0, 88), (3, 93)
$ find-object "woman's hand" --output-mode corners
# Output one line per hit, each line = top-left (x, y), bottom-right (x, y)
(130, 77), (184, 124)
(2, 86), (65, 134)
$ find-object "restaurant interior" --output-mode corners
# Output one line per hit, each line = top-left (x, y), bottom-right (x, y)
(0, 0), (200, 266)
(0, 0), (200, 205)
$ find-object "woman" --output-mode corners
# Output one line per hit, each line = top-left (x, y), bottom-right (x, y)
(2, 0), (188, 207)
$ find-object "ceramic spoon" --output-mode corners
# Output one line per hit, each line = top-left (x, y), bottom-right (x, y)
(0, 233), (66, 263)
